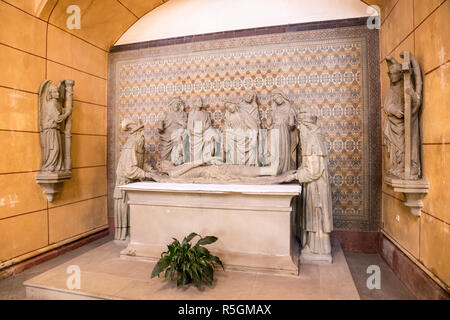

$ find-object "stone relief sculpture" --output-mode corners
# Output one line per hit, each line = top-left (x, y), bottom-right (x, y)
(267, 90), (299, 175)
(187, 95), (219, 163)
(157, 97), (188, 165)
(383, 51), (429, 216)
(146, 90), (304, 183)
(115, 89), (340, 261)
(35, 79), (75, 202)
(295, 109), (333, 262)
(114, 119), (155, 241)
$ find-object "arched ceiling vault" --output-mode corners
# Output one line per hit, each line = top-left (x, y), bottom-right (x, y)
(29, 0), (383, 51)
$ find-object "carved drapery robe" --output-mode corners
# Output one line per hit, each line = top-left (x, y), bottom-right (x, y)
(296, 125), (333, 255)
(114, 133), (147, 241)
(159, 111), (187, 163)
(383, 83), (421, 178)
(40, 98), (66, 172)
(271, 104), (298, 174)
(187, 110), (218, 163)
(224, 107), (258, 165)
(384, 84), (405, 178)
(239, 100), (260, 129)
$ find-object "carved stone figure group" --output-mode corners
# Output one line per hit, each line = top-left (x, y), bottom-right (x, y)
(156, 90), (302, 174)
(114, 89), (334, 261)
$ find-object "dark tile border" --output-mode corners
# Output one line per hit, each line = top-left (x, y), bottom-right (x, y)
(109, 17), (369, 53)
(379, 234), (450, 299)
(332, 231), (380, 253)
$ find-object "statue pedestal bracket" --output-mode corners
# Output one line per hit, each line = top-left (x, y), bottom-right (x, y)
(35, 172), (72, 202)
(119, 182), (302, 275)
(384, 176), (429, 217)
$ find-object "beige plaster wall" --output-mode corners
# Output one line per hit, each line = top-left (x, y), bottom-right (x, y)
(379, 0), (450, 289)
(0, 0), (114, 267)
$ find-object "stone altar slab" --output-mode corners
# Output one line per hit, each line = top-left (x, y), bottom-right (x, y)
(119, 182), (302, 275)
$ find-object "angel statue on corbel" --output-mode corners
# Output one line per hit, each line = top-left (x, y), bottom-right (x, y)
(35, 79), (75, 202)
(383, 51), (429, 216)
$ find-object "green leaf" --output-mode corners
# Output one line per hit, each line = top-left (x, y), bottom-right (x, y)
(197, 246), (210, 257)
(191, 263), (199, 278)
(177, 272), (186, 287)
(182, 232), (199, 245)
(151, 258), (170, 278)
(196, 236), (218, 246)
(204, 264), (213, 280)
(171, 238), (180, 248)
(164, 267), (171, 279)
(193, 277), (202, 289)
(211, 255), (224, 269)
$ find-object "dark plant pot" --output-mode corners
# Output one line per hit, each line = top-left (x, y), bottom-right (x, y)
(185, 275), (192, 285)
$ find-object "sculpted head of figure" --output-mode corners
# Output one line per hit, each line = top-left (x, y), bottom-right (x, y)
(386, 56), (402, 84)
(47, 85), (60, 101)
(244, 90), (256, 103)
(225, 101), (238, 113)
(298, 107), (318, 129)
(192, 95), (203, 110)
(298, 108), (327, 156)
(271, 90), (290, 106)
(168, 98), (184, 113)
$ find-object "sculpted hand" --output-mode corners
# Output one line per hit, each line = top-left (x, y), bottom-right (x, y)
(405, 87), (415, 97)
(145, 171), (156, 180)
(143, 163), (153, 172)
(289, 172), (298, 182)
(394, 108), (404, 118)
(406, 87), (421, 110)
(57, 111), (71, 123)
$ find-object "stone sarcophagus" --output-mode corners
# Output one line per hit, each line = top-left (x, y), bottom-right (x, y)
(119, 182), (302, 275)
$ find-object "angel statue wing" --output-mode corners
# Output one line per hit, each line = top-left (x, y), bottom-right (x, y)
(410, 53), (423, 104)
(400, 51), (423, 104)
(38, 80), (52, 136)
